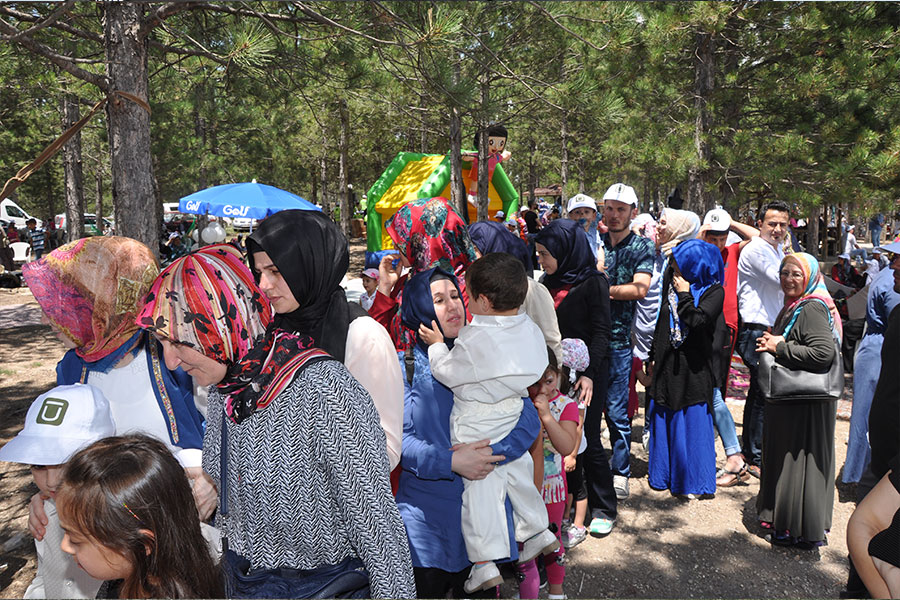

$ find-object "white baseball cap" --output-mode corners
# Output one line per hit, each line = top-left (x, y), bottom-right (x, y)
(566, 193), (597, 214)
(601, 183), (639, 206)
(703, 208), (732, 233)
(0, 384), (115, 466)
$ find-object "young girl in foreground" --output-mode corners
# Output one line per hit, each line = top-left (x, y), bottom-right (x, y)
(519, 347), (580, 599)
(56, 434), (222, 599)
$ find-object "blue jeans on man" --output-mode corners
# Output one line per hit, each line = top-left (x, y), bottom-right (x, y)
(737, 324), (768, 468)
(605, 347), (634, 477)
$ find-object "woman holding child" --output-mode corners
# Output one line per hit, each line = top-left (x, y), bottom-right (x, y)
(396, 264), (542, 598)
(138, 244), (415, 598)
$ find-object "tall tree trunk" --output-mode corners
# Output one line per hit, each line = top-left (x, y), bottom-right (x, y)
(560, 113), (569, 209)
(476, 81), (489, 222)
(61, 92), (85, 242)
(528, 139), (537, 206)
(449, 105), (467, 220)
(687, 30), (715, 215)
(578, 154), (585, 194)
(419, 93), (427, 153)
(338, 98), (350, 237)
(94, 167), (103, 234)
(320, 134), (329, 219)
(103, 2), (156, 253)
(808, 204), (821, 258)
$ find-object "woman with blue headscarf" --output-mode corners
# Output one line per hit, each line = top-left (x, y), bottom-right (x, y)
(395, 267), (541, 598)
(647, 239), (725, 497)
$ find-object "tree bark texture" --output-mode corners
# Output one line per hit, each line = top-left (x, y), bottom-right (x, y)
(103, 2), (157, 254)
(320, 135), (329, 217)
(687, 30), (715, 215)
(449, 106), (467, 221)
(338, 97), (351, 237)
(476, 81), (489, 222)
(94, 167), (103, 234)
(61, 92), (85, 243)
(560, 112), (568, 209)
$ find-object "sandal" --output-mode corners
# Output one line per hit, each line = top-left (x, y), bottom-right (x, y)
(716, 463), (750, 487)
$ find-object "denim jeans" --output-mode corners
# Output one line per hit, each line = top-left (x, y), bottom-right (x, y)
(711, 387), (740, 457)
(737, 325), (768, 467)
(604, 347), (634, 477)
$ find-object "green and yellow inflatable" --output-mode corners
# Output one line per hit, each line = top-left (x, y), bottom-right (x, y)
(366, 152), (519, 252)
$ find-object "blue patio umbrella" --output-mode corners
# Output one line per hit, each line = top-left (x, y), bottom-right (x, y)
(178, 181), (320, 221)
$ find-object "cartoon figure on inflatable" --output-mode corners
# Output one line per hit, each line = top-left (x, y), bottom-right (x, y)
(463, 124), (511, 206)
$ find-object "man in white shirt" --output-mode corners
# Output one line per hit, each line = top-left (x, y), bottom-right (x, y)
(736, 200), (790, 477)
(845, 225), (868, 262)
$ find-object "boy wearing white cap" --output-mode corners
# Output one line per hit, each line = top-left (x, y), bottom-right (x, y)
(359, 268), (380, 311)
(0, 384), (115, 599)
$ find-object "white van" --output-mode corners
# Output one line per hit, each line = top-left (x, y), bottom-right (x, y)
(0, 199), (41, 228)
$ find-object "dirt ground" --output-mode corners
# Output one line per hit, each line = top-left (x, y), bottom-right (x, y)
(0, 240), (862, 598)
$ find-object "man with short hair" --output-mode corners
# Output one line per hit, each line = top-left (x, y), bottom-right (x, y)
(599, 183), (653, 503)
(735, 200), (790, 477)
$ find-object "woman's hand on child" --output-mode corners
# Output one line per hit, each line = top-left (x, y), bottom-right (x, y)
(573, 375), (593, 405)
(450, 439), (504, 480)
(185, 467), (218, 521)
(28, 492), (49, 541)
(418, 320), (444, 346)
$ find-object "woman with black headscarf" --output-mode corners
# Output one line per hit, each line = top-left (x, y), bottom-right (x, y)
(247, 210), (404, 470)
(468, 220), (561, 364)
(534, 219), (617, 537)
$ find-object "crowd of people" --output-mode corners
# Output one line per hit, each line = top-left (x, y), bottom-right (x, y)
(1, 188), (899, 599)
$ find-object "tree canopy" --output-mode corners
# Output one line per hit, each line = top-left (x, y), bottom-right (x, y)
(1, 1), (898, 251)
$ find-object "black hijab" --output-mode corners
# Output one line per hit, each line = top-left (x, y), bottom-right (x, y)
(247, 210), (356, 362)
(533, 219), (601, 289)
(468, 220), (532, 274)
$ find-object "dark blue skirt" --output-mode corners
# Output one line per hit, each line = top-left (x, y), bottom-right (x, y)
(648, 399), (716, 496)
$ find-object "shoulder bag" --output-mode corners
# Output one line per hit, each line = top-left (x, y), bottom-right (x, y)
(757, 329), (844, 402)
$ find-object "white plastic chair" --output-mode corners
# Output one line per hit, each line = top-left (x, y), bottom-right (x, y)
(11, 241), (31, 265)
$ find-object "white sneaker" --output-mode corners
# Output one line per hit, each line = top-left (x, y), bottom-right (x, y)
(464, 562), (503, 594)
(613, 475), (629, 499)
(563, 526), (586, 549)
(519, 529), (560, 563)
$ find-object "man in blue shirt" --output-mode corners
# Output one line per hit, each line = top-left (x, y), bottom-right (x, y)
(599, 183), (653, 504)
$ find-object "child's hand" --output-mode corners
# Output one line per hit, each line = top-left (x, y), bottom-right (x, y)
(564, 454), (577, 472)
(531, 391), (552, 420)
(418, 320), (444, 346)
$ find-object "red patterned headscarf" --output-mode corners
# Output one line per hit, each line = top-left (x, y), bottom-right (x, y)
(385, 197), (477, 275)
(136, 244), (271, 364)
(137, 244), (314, 424)
(23, 237), (159, 362)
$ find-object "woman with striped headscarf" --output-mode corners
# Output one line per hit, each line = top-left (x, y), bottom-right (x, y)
(137, 244), (415, 599)
(754, 252), (843, 549)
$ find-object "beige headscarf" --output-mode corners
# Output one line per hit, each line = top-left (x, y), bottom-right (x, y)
(659, 208), (701, 255)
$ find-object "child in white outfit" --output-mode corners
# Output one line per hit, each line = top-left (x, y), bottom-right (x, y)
(419, 252), (558, 593)
(0, 384), (115, 599)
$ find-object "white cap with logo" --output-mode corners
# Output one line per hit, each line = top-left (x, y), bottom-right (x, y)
(703, 208), (732, 233)
(566, 193), (597, 214)
(601, 183), (639, 206)
(0, 383), (115, 466)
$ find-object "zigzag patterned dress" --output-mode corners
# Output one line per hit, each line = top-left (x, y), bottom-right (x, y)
(203, 359), (416, 599)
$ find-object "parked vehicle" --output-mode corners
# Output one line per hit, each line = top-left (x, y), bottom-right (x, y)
(0, 199), (41, 228)
(54, 213), (113, 236)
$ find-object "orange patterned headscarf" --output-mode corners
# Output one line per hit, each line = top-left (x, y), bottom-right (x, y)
(22, 237), (159, 362)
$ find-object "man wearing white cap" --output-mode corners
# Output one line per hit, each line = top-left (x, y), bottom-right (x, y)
(699, 208), (759, 486)
(0, 383), (115, 599)
(597, 183), (653, 505)
(845, 224), (867, 262)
